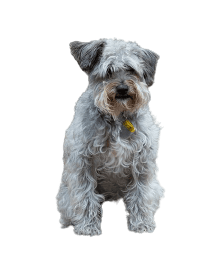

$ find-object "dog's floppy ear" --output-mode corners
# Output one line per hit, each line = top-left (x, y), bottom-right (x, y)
(141, 49), (159, 87)
(69, 40), (105, 74)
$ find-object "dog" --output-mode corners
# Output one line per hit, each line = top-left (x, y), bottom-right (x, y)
(56, 38), (164, 236)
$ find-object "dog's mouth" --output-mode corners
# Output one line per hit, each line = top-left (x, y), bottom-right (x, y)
(115, 94), (133, 100)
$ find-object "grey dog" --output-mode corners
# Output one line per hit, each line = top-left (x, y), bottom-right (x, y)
(56, 38), (164, 236)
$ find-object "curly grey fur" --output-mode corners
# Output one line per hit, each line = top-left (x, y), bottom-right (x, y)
(56, 38), (164, 236)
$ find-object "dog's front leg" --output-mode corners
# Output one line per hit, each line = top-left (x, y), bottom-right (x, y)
(71, 165), (104, 236)
(57, 145), (104, 236)
(124, 150), (164, 233)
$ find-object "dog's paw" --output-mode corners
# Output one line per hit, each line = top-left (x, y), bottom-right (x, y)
(128, 216), (156, 233)
(74, 224), (102, 236)
(59, 217), (72, 228)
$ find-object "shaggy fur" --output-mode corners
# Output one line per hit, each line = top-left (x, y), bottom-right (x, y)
(56, 38), (164, 236)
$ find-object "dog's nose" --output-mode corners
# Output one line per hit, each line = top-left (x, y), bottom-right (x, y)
(116, 84), (129, 95)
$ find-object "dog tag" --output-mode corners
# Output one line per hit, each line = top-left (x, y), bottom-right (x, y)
(120, 120), (135, 139)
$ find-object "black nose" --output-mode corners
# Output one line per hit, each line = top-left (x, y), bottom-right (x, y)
(116, 84), (129, 95)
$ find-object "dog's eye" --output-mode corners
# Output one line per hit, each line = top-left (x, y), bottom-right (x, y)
(127, 67), (136, 74)
(106, 68), (113, 79)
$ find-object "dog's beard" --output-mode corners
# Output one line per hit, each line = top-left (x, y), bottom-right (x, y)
(95, 79), (150, 119)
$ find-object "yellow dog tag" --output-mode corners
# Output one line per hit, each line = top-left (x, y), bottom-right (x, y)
(123, 120), (135, 133)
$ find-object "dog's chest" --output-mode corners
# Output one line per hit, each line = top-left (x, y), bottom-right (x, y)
(91, 114), (140, 178)
(92, 137), (134, 176)
(106, 139), (117, 157)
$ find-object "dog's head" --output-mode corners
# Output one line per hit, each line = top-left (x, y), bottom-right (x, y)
(70, 39), (159, 119)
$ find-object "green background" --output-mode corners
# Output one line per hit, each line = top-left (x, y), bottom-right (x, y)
(0, 0), (219, 269)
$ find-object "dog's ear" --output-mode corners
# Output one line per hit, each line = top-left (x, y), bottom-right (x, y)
(69, 40), (105, 74)
(141, 49), (159, 87)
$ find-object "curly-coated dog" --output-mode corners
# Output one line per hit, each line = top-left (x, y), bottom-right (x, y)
(56, 38), (164, 236)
